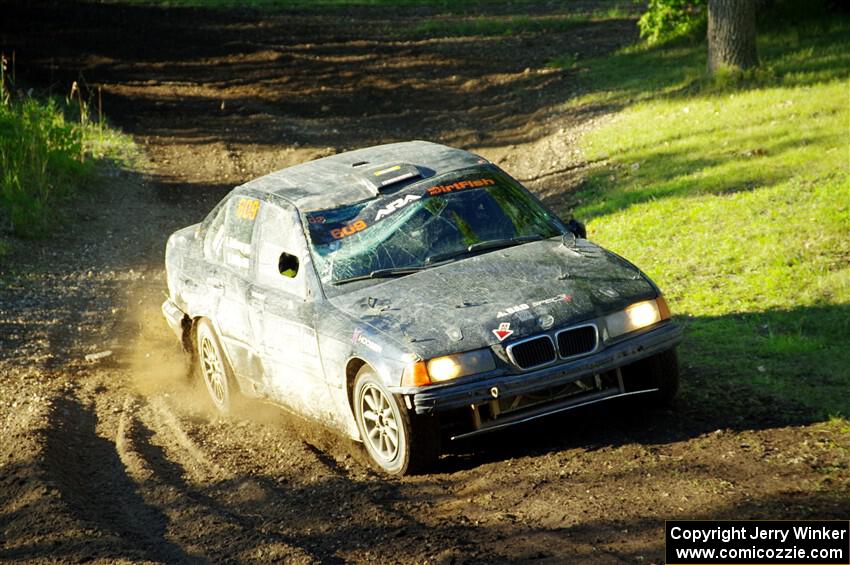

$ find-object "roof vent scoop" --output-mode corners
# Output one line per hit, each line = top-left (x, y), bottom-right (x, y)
(358, 163), (423, 193)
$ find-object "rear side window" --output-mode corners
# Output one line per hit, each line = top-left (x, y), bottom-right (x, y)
(204, 195), (260, 272)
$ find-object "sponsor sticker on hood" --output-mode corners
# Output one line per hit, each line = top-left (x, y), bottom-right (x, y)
(492, 322), (514, 341)
(497, 293), (572, 318)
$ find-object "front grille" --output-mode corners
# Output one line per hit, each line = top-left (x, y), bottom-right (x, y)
(556, 325), (597, 358)
(509, 336), (556, 369)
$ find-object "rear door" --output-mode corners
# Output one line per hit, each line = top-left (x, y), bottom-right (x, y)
(202, 194), (262, 383)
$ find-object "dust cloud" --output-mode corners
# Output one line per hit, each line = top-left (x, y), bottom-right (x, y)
(122, 280), (362, 464)
(122, 282), (211, 415)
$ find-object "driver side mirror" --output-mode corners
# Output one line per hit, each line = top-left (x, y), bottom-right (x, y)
(567, 219), (587, 239)
(279, 252), (300, 278)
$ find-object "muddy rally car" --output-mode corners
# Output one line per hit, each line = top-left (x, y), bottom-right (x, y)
(162, 141), (682, 475)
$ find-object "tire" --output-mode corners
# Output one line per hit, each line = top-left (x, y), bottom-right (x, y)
(649, 348), (680, 406)
(353, 366), (439, 476)
(195, 318), (237, 414)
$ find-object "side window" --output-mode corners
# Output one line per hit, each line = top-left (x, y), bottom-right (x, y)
(204, 195), (260, 272)
(255, 203), (306, 297)
(203, 203), (227, 263)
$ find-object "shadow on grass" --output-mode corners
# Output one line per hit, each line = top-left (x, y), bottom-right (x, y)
(560, 18), (850, 107)
(559, 129), (841, 220)
(681, 305), (850, 419)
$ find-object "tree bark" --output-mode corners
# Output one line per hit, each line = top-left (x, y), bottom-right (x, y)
(707, 0), (758, 74)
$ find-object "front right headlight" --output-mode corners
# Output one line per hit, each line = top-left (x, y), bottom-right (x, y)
(605, 297), (671, 339)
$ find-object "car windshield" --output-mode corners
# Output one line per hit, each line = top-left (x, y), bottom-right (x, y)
(303, 166), (566, 286)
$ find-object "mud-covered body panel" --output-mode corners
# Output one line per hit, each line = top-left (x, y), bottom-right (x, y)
(329, 237), (657, 362)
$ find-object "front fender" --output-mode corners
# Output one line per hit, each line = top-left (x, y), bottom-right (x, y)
(316, 318), (412, 441)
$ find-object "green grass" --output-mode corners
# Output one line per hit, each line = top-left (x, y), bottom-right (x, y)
(0, 69), (135, 240)
(414, 8), (632, 37)
(563, 21), (850, 418)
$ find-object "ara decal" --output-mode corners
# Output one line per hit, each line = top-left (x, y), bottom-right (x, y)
(374, 194), (421, 221)
(497, 294), (572, 318)
(352, 329), (383, 353)
(492, 322), (513, 341)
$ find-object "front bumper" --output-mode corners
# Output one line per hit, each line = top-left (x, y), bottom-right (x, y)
(407, 321), (682, 416)
(161, 298), (186, 340)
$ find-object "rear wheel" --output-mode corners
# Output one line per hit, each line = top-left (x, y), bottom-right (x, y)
(353, 366), (439, 475)
(195, 318), (237, 413)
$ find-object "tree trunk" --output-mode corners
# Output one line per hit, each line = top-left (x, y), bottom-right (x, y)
(707, 0), (758, 74)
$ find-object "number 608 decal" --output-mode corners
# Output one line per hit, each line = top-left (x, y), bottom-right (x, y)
(235, 197), (260, 221)
(331, 219), (367, 239)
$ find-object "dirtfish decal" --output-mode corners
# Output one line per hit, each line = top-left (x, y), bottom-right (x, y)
(352, 329), (383, 353)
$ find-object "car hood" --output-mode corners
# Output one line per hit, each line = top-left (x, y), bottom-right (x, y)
(328, 238), (658, 358)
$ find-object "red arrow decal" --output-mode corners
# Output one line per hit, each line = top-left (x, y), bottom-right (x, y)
(492, 322), (514, 341)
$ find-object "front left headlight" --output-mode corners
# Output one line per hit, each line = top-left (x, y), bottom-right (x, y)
(402, 349), (496, 386)
(606, 297), (671, 339)
(427, 349), (496, 382)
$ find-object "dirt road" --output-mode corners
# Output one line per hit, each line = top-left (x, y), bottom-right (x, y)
(1, 2), (848, 563)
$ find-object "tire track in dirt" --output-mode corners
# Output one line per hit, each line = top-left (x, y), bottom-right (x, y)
(40, 393), (195, 563)
(145, 397), (226, 481)
(134, 389), (450, 562)
(111, 385), (325, 562)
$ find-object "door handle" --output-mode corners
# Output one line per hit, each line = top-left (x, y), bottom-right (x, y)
(248, 290), (266, 308)
(207, 278), (225, 293)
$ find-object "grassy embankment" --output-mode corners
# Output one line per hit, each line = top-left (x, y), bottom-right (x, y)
(92, 0), (634, 29)
(552, 21), (850, 419)
(0, 58), (134, 247)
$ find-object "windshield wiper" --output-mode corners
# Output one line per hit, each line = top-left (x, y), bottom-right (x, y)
(467, 234), (545, 252)
(426, 234), (545, 265)
(425, 250), (467, 264)
(333, 236), (545, 285)
(332, 266), (427, 285)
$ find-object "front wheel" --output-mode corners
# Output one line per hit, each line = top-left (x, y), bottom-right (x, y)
(353, 367), (439, 475)
(649, 348), (680, 406)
